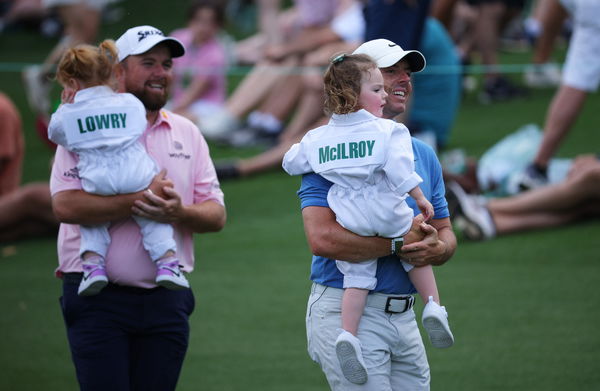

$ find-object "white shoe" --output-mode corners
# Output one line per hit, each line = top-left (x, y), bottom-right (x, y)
(198, 109), (240, 141)
(422, 296), (454, 349)
(22, 65), (51, 115)
(446, 181), (496, 240)
(523, 63), (561, 88)
(335, 330), (368, 385)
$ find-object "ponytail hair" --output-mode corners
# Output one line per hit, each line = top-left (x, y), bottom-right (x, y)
(323, 53), (378, 115)
(56, 39), (119, 88)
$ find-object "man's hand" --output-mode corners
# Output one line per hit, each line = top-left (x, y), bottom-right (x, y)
(400, 214), (449, 267)
(147, 169), (174, 199)
(133, 170), (181, 224)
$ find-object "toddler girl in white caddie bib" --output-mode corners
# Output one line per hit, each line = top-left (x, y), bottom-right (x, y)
(283, 53), (454, 385)
(48, 40), (189, 296)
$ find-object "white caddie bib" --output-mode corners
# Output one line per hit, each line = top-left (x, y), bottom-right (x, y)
(307, 131), (386, 173)
(61, 105), (146, 146)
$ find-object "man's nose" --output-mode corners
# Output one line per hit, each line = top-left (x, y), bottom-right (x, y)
(151, 64), (168, 77)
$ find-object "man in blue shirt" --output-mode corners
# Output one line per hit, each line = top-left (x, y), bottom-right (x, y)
(298, 39), (457, 390)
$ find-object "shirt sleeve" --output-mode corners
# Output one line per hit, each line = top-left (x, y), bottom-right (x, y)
(414, 139), (450, 219)
(49, 145), (82, 196)
(383, 123), (422, 195)
(47, 110), (68, 148)
(191, 127), (225, 206)
(298, 172), (332, 209)
(282, 141), (313, 175)
(430, 156), (450, 220)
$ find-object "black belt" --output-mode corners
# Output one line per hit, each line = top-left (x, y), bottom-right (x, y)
(313, 283), (415, 314)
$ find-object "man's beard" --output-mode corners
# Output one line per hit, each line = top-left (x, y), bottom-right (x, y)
(127, 84), (168, 112)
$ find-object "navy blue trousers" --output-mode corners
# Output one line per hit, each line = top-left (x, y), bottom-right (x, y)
(60, 276), (195, 391)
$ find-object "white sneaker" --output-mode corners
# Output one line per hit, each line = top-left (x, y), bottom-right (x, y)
(335, 329), (368, 385)
(22, 65), (51, 115)
(422, 296), (454, 349)
(446, 181), (496, 240)
(523, 63), (562, 88)
(198, 109), (240, 141)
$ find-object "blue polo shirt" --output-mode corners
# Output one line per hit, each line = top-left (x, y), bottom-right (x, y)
(298, 138), (449, 295)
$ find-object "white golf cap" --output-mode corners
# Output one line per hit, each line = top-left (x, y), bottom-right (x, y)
(353, 39), (426, 72)
(115, 25), (185, 62)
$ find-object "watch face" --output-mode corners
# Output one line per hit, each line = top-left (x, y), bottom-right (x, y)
(394, 238), (404, 254)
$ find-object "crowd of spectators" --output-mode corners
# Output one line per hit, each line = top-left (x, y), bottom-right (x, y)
(2, 0), (598, 240)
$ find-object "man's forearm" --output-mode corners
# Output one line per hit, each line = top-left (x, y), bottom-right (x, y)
(177, 201), (226, 233)
(429, 220), (456, 266)
(302, 206), (391, 262)
(52, 189), (143, 225)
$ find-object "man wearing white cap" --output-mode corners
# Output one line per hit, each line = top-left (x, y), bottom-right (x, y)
(50, 25), (225, 390)
(298, 39), (456, 390)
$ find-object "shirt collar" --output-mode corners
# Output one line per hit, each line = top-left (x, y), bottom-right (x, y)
(73, 85), (114, 102)
(147, 109), (174, 131)
(330, 109), (378, 125)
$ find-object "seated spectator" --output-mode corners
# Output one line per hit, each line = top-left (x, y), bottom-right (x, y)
(0, 181), (58, 242)
(446, 154), (600, 240)
(233, 0), (299, 65)
(0, 92), (57, 242)
(168, 0), (229, 125)
(215, 2), (461, 179)
(200, 0), (365, 142)
(0, 92), (24, 196)
(0, 0), (46, 33)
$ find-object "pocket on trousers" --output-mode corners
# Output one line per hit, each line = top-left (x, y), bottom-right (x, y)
(59, 284), (88, 327)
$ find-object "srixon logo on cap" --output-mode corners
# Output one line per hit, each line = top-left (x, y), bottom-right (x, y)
(137, 29), (164, 42)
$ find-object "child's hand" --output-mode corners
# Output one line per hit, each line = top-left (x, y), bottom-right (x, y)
(417, 198), (434, 221)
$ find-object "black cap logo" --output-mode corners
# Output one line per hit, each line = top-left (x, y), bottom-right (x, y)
(137, 29), (164, 42)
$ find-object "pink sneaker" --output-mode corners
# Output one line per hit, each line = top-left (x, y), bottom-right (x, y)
(78, 263), (108, 296)
(156, 260), (189, 290)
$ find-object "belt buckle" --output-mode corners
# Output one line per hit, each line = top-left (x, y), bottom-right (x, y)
(384, 295), (414, 314)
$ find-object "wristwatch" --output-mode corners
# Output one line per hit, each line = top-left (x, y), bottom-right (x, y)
(391, 236), (404, 256)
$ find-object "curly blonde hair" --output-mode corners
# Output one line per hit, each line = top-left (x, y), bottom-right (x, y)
(323, 53), (378, 115)
(56, 39), (118, 88)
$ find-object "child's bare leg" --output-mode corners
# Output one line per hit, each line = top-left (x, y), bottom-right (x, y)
(407, 264), (440, 304)
(409, 265), (454, 348)
(336, 287), (369, 384)
(341, 287), (369, 335)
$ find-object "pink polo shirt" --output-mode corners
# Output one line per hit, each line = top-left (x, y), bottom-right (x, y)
(50, 109), (225, 288)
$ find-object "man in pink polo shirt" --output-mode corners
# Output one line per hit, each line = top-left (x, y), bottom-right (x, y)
(50, 25), (226, 391)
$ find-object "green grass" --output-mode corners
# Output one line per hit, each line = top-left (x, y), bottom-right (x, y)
(2, 2), (600, 390)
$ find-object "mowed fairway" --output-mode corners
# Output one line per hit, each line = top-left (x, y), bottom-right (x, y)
(1, 2), (600, 389)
